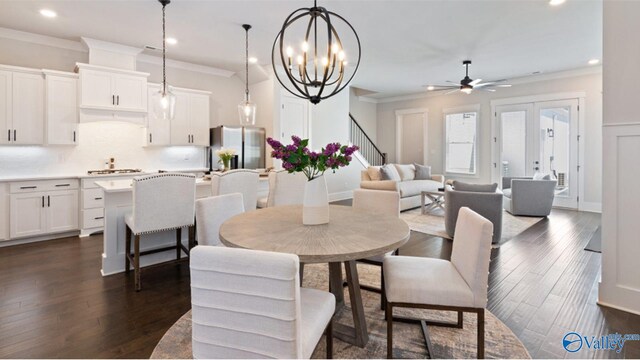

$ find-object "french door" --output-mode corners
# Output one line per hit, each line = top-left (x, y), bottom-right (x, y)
(496, 99), (579, 209)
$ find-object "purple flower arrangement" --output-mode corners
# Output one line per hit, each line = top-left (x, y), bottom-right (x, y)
(267, 136), (359, 181)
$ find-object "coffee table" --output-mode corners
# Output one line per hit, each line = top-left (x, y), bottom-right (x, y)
(421, 190), (445, 214)
(219, 204), (410, 348)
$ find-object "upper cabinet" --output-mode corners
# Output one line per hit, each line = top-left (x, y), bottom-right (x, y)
(145, 83), (171, 146)
(44, 71), (78, 145)
(76, 63), (148, 124)
(0, 65), (44, 145)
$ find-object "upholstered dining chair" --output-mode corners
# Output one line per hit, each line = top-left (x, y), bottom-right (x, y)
(190, 246), (335, 359)
(352, 189), (401, 310)
(257, 170), (306, 208)
(384, 207), (493, 359)
(125, 173), (196, 291)
(210, 169), (259, 212)
(195, 193), (244, 246)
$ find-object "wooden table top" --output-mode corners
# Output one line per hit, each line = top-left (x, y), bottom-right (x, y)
(219, 205), (410, 263)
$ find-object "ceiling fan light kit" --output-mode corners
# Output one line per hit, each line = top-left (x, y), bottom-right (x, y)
(425, 59), (512, 95)
(272, 0), (361, 104)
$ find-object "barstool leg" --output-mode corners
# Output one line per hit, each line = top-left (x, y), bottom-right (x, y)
(176, 227), (182, 260)
(134, 234), (141, 292)
(125, 226), (131, 274)
(188, 225), (196, 253)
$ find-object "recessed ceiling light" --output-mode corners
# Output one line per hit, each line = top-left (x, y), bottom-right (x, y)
(588, 58), (600, 65)
(427, 85), (435, 91)
(39, 9), (57, 18)
(165, 37), (178, 45)
(248, 57), (258, 64)
(549, 0), (566, 6)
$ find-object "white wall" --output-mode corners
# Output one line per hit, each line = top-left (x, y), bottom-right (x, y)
(349, 88), (378, 142)
(598, 0), (640, 315)
(376, 71), (603, 206)
(0, 34), (248, 176)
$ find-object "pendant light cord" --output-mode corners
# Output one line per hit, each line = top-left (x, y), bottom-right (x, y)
(245, 26), (249, 101)
(162, 3), (167, 95)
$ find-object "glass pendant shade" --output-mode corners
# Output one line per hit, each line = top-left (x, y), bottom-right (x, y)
(238, 99), (256, 126)
(152, 87), (176, 121)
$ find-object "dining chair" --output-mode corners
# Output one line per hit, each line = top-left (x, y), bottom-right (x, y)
(384, 207), (493, 358)
(257, 170), (306, 208)
(190, 246), (335, 359)
(195, 193), (244, 246)
(125, 173), (196, 291)
(352, 189), (401, 311)
(210, 169), (259, 212)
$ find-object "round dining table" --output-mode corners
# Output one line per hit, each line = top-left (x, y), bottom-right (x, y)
(219, 204), (410, 348)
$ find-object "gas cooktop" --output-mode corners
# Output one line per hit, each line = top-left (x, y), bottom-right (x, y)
(87, 168), (143, 175)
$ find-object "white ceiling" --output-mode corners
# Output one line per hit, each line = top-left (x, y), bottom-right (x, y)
(0, 0), (602, 98)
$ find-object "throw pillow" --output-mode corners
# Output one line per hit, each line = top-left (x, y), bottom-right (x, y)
(452, 181), (498, 193)
(380, 164), (401, 181)
(414, 164), (432, 180)
(393, 164), (415, 181)
(367, 166), (382, 181)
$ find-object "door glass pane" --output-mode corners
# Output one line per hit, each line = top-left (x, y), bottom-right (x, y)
(539, 107), (570, 198)
(500, 111), (527, 178)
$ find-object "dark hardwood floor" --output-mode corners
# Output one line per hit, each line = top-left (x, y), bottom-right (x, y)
(1, 207), (639, 359)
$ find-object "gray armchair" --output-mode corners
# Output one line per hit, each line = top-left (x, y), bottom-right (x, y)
(502, 177), (557, 217)
(444, 184), (503, 244)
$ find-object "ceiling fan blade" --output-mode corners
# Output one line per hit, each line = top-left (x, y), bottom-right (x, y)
(470, 78), (482, 86)
(480, 88), (497, 92)
(444, 88), (461, 95)
(445, 80), (459, 84)
(422, 84), (458, 89)
(474, 82), (494, 88)
(494, 84), (512, 87)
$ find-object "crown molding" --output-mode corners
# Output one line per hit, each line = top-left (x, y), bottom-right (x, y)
(137, 54), (235, 78)
(0, 27), (86, 52)
(363, 65), (603, 104)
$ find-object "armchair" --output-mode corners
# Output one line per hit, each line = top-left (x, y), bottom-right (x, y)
(502, 177), (557, 216)
(444, 183), (503, 244)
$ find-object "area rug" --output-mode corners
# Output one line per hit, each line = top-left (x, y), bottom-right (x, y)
(151, 263), (531, 359)
(399, 208), (544, 244)
(584, 225), (601, 253)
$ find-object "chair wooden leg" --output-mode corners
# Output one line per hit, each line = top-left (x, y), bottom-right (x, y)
(380, 264), (386, 311)
(386, 302), (393, 359)
(134, 234), (141, 292)
(477, 308), (485, 359)
(326, 318), (333, 359)
(125, 226), (131, 274)
(188, 225), (195, 253)
(176, 227), (182, 260)
(458, 311), (464, 328)
(299, 262), (305, 286)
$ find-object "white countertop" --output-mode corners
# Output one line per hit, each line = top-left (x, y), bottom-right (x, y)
(96, 178), (212, 193)
(0, 168), (209, 182)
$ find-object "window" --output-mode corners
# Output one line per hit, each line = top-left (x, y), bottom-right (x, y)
(445, 109), (478, 175)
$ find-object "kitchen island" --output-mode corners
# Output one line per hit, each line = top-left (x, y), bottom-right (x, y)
(95, 178), (213, 276)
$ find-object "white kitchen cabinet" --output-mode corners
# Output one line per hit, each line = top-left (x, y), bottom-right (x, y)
(170, 89), (211, 146)
(0, 66), (44, 145)
(45, 71), (78, 145)
(77, 63), (148, 113)
(8, 179), (79, 239)
(145, 84), (171, 146)
(10, 191), (48, 238)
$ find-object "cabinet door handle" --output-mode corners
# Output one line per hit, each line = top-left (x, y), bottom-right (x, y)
(7, 129), (10, 142)
(94, 216), (104, 220)
(20, 186), (37, 189)
(112, 95), (115, 105)
(73, 131), (76, 143)
(42, 196), (45, 208)
(149, 133), (152, 143)
(55, 184), (70, 187)
(116, 95), (119, 105)
(94, 197), (103, 200)
(13, 130), (16, 142)
(47, 196), (50, 207)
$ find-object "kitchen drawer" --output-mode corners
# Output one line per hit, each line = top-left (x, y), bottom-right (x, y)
(82, 208), (104, 229)
(82, 188), (104, 209)
(10, 179), (79, 193)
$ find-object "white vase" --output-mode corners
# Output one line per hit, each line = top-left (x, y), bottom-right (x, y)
(303, 175), (330, 225)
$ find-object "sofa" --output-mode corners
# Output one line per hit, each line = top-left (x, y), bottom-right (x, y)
(502, 176), (557, 216)
(444, 181), (503, 244)
(360, 164), (444, 211)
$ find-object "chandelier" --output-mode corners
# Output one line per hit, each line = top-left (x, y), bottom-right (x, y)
(272, 0), (361, 104)
(151, 0), (176, 121)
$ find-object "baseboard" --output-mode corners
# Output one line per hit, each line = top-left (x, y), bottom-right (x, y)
(580, 201), (602, 213)
(596, 299), (640, 316)
(0, 231), (80, 248)
(329, 190), (354, 202)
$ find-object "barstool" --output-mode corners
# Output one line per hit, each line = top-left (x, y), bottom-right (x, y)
(124, 173), (196, 291)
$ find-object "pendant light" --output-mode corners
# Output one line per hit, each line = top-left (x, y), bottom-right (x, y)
(272, 0), (361, 104)
(151, 0), (176, 121)
(239, 24), (257, 126)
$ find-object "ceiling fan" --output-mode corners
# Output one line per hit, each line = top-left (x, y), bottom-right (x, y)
(424, 60), (512, 95)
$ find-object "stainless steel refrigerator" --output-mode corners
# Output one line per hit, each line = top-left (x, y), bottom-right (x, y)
(209, 126), (266, 170)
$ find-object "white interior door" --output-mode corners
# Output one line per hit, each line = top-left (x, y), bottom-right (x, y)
(396, 110), (428, 165)
(280, 95), (309, 142)
(496, 99), (579, 209)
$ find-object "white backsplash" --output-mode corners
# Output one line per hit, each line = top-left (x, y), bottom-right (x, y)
(0, 121), (206, 177)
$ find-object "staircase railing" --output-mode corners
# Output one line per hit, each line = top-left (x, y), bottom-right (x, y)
(349, 113), (386, 166)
